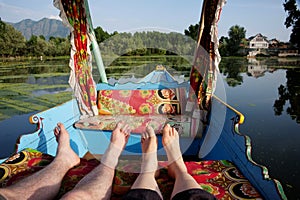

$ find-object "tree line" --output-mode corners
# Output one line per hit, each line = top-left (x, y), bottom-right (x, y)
(0, 0), (298, 58)
(0, 20), (70, 57)
(0, 20), (196, 58)
(185, 0), (300, 56)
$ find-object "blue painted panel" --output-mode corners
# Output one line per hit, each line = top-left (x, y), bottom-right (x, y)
(17, 99), (89, 158)
(200, 98), (286, 200)
(82, 129), (200, 156)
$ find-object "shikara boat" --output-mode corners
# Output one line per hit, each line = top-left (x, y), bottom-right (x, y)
(0, 0), (287, 199)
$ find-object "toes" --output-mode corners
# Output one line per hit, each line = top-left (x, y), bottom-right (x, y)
(54, 127), (59, 134)
(164, 124), (171, 136)
(115, 121), (132, 135)
(163, 123), (171, 133)
(54, 123), (66, 134)
(146, 125), (155, 137)
(173, 127), (179, 136)
(122, 124), (130, 134)
(116, 121), (124, 130)
(57, 123), (66, 131)
(171, 127), (175, 136)
(141, 132), (147, 143)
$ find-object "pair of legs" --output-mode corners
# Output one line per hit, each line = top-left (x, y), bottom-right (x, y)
(0, 121), (130, 200)
(124, 124), (216, 200)
(0, 122), (215, 200)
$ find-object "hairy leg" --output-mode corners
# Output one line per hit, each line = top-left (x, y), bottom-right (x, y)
(61, 121), (130, 200)
(162, 124), (200, 199)
(0, 123), (80, 200)
(129, 125), (162, 198)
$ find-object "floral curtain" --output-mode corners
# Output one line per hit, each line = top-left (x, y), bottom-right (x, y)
(189, 0), (226, 111)
(54, 0), (98, 118)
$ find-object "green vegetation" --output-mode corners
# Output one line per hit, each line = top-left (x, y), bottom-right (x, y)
(99, 31), (196, 57)
(184, 21), (249, 57)
(184, 22), (199, 41)
(0, 19), (196, 59)
(219, 25), (247, 56)
(0, 82), (72, 121)
(283, 0), (300, 50)
(0, 20), (70, 58)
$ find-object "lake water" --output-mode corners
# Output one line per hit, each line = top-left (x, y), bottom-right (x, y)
(220, 57), (300, 200)
(0, 56), (299, 199)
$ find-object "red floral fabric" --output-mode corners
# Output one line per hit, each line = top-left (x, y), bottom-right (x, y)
(59, 0), (98, 117)
(0, 149), (261, 199)
(97, 88), (185, 115)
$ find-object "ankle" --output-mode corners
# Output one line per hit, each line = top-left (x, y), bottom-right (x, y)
(141, 152), (158, 173)
(168, 160), (187, 178)
(101, 143), (122, 169)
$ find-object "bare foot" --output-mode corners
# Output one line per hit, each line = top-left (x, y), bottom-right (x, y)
(140, 125), (158, 173)
(162, 124), (187, 179)
(101, 121), (131, 169)
(141, 126), (157, 153)
(110, 121), (131, 149)
(54, 123), (80, 168)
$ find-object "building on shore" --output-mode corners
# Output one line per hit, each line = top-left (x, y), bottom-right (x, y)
(249, 33), (269, 49)
(248, 34), (269, 57)
(247, 33), (299, 57)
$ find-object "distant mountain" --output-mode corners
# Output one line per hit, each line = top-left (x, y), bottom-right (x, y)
(10, 18), (70, 40)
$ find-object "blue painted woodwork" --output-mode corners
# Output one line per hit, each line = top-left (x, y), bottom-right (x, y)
(199, 97), (286, 200)
(10, 99), (89, 159)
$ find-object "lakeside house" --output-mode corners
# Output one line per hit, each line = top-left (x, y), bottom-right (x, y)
(248, 33), (269, 57)
(247, 33), (299, 57)
(249, 33), (269, 49)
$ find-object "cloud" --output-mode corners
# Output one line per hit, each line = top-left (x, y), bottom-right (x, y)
(0, 2), (59, 23)
(48, 15), (62, 21)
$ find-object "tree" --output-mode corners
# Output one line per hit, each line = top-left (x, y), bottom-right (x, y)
(227, 25), (246, 56)
(47, 37), (70, 56)
(184, 22), (199, 41)
(94, 26), (110, 44)
(218, 25), (246, 56)
(283, 0), (300, 49)
(218, 36), (229, 56)
(0, 22), (26, 56)
(26, 35), (38, 56)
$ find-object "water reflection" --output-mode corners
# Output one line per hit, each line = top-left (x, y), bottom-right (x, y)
(274, 68), (300, 123)
(247, 58), (268, 78)
(220, 57), (300, 125)
(0, 59), (69, 84)
(0, 59), (72, 121)
(220, 57), (300, 199)
(219, 57), (245, 86)
(27, 75), (69, 85)
(32, 87), (72, 97)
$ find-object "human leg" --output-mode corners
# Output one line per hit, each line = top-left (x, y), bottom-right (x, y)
(123, 125), (162, 200)
(0, 123), (80, 200)
(162, 124), (216, 200)
(61, 121), (130, 200)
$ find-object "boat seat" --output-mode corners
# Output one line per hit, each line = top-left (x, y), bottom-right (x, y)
(75, 87), (204, 137)
(0, 148), (262, 199)
(74, 114), (192, 136)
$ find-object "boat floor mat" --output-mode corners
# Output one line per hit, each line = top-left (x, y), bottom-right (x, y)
(0, 148), (261, 199)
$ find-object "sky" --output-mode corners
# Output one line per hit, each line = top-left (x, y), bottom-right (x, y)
(0, 0), (293, 42)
